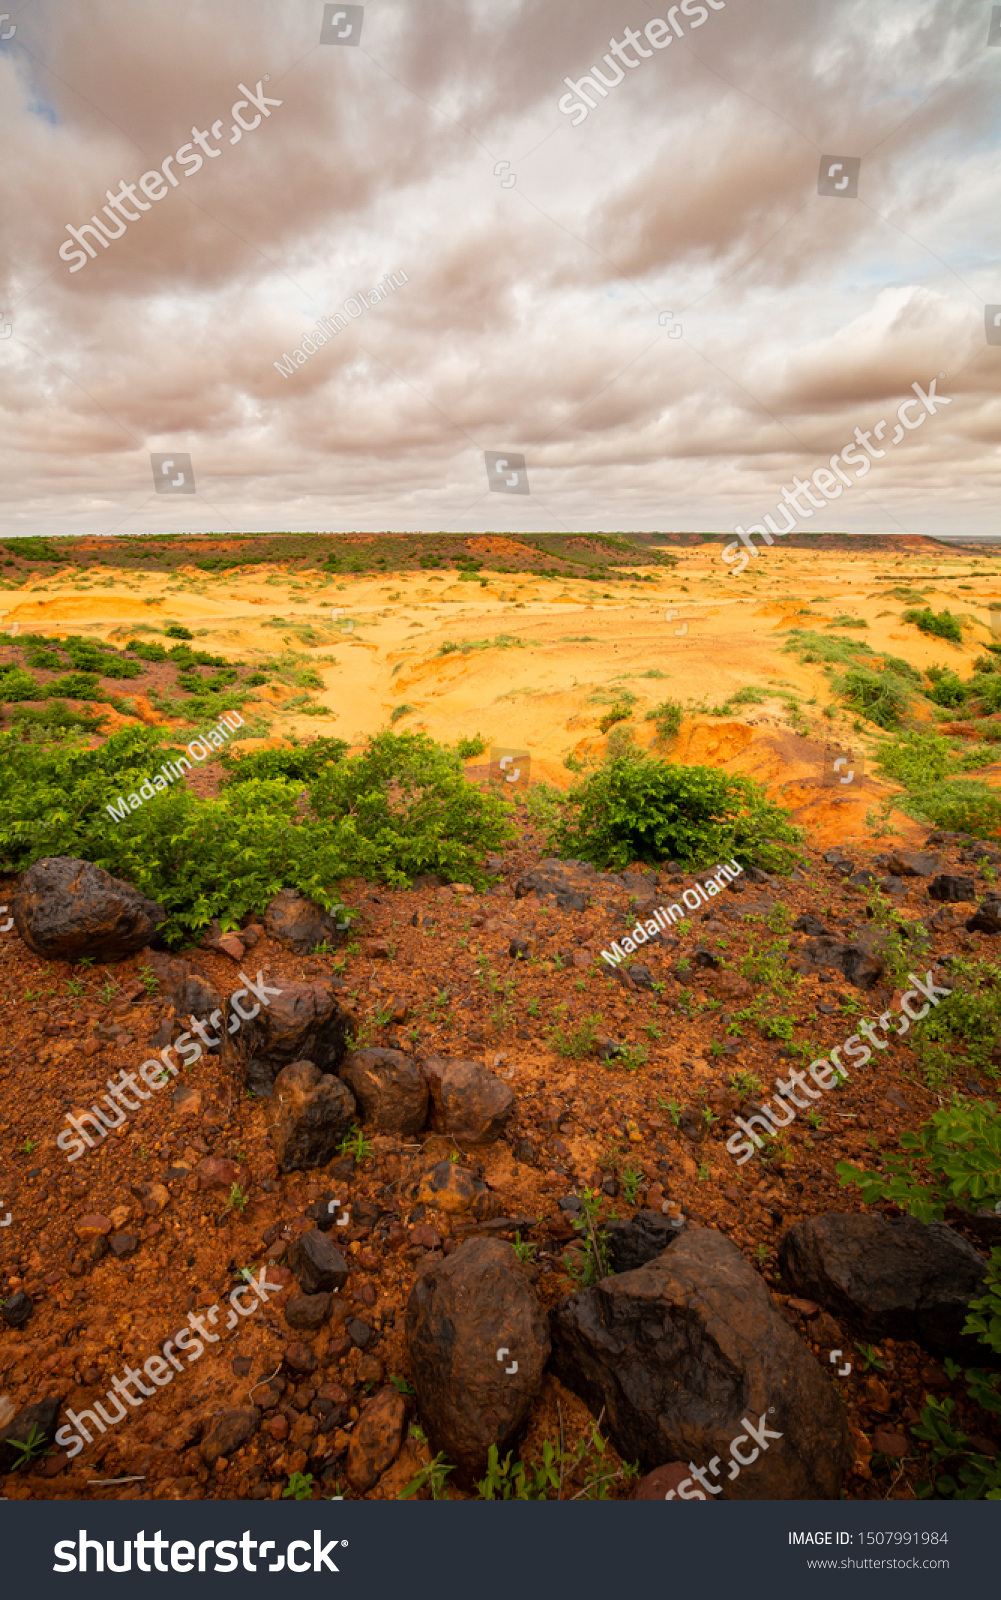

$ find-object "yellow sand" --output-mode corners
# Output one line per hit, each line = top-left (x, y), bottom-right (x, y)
(5, 542), (1000, 849)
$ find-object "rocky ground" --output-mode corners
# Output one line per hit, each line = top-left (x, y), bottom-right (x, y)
(0, 821), (999, 1502)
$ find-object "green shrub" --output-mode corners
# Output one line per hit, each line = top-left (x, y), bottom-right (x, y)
(836, 1094), (1001, 1221)
(0, 668), (42, 702)
(598, 701), (633, 734)
(44, 672), (104, 701)
(545, 754), (801, 873)
(453, 734), (487, 759)
(309, 731), (512, 887)
(925, 666), (968, 708)
(165, 624), (194, 639)
(389, 704), (415, 724)
(904, 607), (963, 645)
(839, 665), (911, 729)
(645, 699), (683, 745)
(220, 736), (348, 786)
(125, 639), (169, 662)
(11, 702), (107, 734)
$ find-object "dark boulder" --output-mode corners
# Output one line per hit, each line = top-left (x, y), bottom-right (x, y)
(549, 1228), (849, 1498)
(777, 1212), (988, 1358)
(338, 1047), (428, 1137)
(230, 977), (353, 1089)
(421, 1055), (514, 1145)
(265, 1060), (357, 1172)
(928, 875), (977, 904)
(13, 858), (165, 962)
(405, 1238), (550, 1486)
(263, 888), (346, 954)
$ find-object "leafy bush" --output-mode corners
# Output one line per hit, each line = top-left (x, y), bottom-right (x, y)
(645, 699), (683, 745)
(598, 701), (633, 734)
(0, 668), (42, 702)
(904, 607), (964, 645)
(125, 639), (169, 662)
(545, 754), (801, 873)
(876, 732), (989, 790)
(925, 667), (968, 708)
(840, 665), (912, 729)
(165, 624), (193, 639)
(44, 672), (104, 701)
(11, 702), (107, 734)
(836, 1095), (1001, 1221)
(453, 734), (487, 759)
(309, 731), (512, 887)
(220, 736), (348, 785)
(0, 726), (509, 942)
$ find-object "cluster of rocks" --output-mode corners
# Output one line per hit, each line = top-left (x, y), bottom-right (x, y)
(396, 1206), (992, 1500)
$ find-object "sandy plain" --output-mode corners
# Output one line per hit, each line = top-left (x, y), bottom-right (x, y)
(3, 536), (1001, 849)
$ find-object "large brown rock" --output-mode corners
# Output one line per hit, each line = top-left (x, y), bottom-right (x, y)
(13, 858), (165, 962)
(798, 929), (885, 989)
(405, 1237), (550, 1487)
(346, 1386), (407, 1491)
(264, 888), (346, 954)
(777, 1213), (988, 1359)
(549, 1228), (849, 1499)
(421, 1055), (514, 1144)
(265, 1060), (357, 1172)
(339, 1047), (428, 1137)
(232, 977), (353, 1091)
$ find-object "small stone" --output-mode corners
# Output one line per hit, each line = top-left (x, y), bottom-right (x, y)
(363, 939), (390, 959)
(287, 1229), (349, 1295)
(74, 1213), (112, 1241)
(285, 1342), (319, 1376)
(109, 1232), (140, 1258)
(195, 1157), (241, 1192)
(285, 1293), (332, 1331)
(199, 1407), (261, 1463)
(171, 1086), (202, 1117)
(267, 1415), (289, 1441)
(347, 1318), (372, 1348)
(0, 1290), (32, 1329)
(346, 1386), (407, 1491)
(872, 1426), (910, 1458)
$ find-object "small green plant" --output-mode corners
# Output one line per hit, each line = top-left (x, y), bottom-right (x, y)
(621, 1164), (643, 1204)
(476, 1441), (560, 1501)
(224, 1182), (249, 1214)
(854, 1342), (887, 1373)
(137, 966), (160, 995)
(282, 1470), (315, 1500)
(564, 1188), (613, 1286)
(547, 1012), (601, 1059)
(665, 1099), (683, 1127)
(9, 1424), (52, 1471)
(398, 1451), (454, 1501)
(338, 1124), (374, 1163)
(614, 1044), (648, 1073)
(526, 996), (540, 1018)
(389, 1374), (415, 1397)
(728, 1069), (763, 1099)
(21, 1138), (37, 1155)
(512, 1231), (538, 1265)
(698, 1160), (711, 1183)
(837, 1097), (1000, 1222)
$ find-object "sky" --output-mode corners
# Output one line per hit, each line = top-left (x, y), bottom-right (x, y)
(1, 0), (1000, 539)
